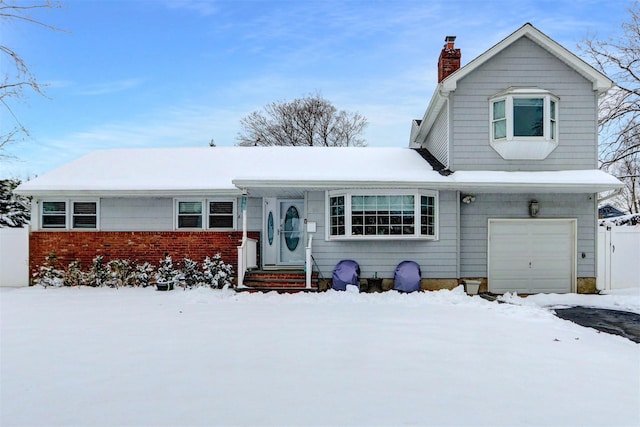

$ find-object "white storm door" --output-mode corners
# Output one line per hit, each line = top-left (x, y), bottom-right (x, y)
(263, 198), (277, 266)
(278, 199), (305, 265)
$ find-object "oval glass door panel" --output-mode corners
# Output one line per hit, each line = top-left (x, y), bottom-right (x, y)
(283, 206), (300, 251)
(267, 211), (274, 245)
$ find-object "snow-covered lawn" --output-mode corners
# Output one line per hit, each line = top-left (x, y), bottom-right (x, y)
(1, 286), (638, 427)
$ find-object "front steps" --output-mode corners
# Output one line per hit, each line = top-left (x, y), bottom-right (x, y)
(237, 269), (319, 293)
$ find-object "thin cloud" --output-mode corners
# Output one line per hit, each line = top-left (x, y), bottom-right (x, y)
(164, 0), (218, 16)
(77, 78), (144, 96)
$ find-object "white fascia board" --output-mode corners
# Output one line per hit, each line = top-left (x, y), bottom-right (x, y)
(232, 179), (450, 191)
(233, 175), (623, 194)
(453, 182), (623, 193)
(441, 23), (614, 94)
(412, 87), (447, 145)
(14, 188), (242, 198)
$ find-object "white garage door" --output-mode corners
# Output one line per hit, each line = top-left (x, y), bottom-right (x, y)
(488, 219), (576, 294)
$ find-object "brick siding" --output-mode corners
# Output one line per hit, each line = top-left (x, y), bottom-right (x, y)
(29, 231), (260, 277)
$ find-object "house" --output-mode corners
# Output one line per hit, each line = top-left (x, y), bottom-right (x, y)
(16, 23), (623, 294)
(598, 204), (626, 219)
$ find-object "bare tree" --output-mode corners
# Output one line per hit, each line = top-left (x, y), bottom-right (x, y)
(1, 0), (63, 158)
(237, 93), (368, 147)
(580, 1), (640, 212)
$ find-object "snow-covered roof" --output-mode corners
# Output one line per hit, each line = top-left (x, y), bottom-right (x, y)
(14, 147), (446, 197)
(15, 146), (622, 197)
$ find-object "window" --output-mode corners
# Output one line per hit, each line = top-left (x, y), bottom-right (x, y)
(329, 195), (345, 236)
(41, 200), (98, 230)
(327, 191), (437, 240)
(177, 200), (203, 228)
(175, 198), (237, 230)
(42, 201), (67, 228)
(208, 200), (235, 229)
(489, 88), (559, 160)
(72, 202), (97, 229)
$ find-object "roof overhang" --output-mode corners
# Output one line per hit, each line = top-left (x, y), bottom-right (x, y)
(17, 188), (242, 198)
(234, 169), (622, 195)
(450, 170), (624, 193)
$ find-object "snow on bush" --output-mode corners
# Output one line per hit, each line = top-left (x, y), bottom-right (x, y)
(31, 253), (234, 289)
(181, 258), (204, 288)
(0, 179), (30, 228)
(599, 213), (640, 226)
(32, 253), (65, 287)
(202, 254), (234, 289)
(154, 255), (182, 289)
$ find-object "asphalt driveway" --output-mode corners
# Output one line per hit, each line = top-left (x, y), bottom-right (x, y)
(554, 307), (640, 343)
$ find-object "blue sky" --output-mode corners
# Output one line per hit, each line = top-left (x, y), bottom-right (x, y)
(1, 0), (633, 178)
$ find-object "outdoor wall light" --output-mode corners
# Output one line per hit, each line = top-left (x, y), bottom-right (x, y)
(529, 200), (540, 217)
(461, 195), (476, 204)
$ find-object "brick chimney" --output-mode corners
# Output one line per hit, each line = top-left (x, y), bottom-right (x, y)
(438, 36), (461, 82)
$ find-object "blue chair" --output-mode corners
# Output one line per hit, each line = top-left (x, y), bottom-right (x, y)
(332, 260), (361, 291)
(394, 261), (421, 293)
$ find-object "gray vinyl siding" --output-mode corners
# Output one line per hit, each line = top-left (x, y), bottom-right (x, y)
(460, 193), (596, 278)
(424, 104), (449, 166)
(306, 190), (459, 279)
(100, 198), (173, 231)
(450, 36), (598, 171)
(100, 197), (261, 232)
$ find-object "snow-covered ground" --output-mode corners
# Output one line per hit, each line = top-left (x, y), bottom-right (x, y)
(1, 286), (638, 427)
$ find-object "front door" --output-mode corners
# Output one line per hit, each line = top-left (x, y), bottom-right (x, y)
(278, 199), (304, 265)
(263, 198), (305, 266)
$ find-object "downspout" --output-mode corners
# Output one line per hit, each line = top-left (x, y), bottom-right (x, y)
(456, 190), (461, 281)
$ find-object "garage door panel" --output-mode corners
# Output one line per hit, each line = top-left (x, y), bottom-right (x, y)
(489, 219), (575, 294)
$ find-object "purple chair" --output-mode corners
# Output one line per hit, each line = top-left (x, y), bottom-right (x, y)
(394, 261), (421, 293)
(332, 260), (361, 291)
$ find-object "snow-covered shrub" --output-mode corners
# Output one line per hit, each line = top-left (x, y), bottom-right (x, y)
(130, 262), (154, 287)
(202, 254), (234, 289)
(181, 258), (204, 288)
(106, 259), (133, 288)
(88, 256), (109, 287)
(64, 261), (87, 287)
(155, 255), (182, 288)
(32, 253), (65, 287)
(0, 179), (30, 228)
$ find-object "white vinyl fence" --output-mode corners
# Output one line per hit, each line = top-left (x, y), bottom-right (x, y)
(597, 225), (640, 290)
(0, 227), (29, 287)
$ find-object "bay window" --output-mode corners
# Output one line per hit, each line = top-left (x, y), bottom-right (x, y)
(327, 190), (438, 240)
(489, 88), (559, 159)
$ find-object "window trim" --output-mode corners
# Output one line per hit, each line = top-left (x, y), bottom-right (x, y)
(174, 198), (238, 231)
(325, 190), (438, 241)
(40, 199), (99, 230)
(489, 88), (559, 160)
(207, 198), (237, 230)
(71, 201), (99, 230)
(175, 199), (204, 230)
